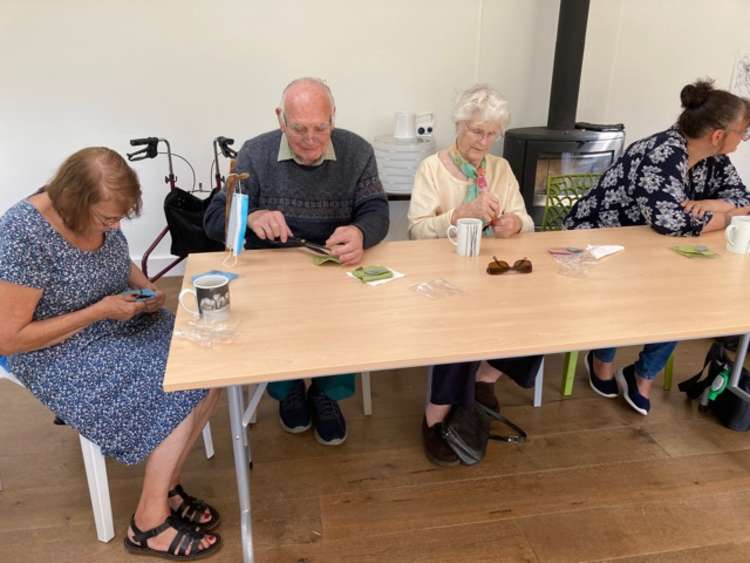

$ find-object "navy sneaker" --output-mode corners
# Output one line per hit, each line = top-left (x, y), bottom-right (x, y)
(585, 351), (619, 398)
(309, 384), (347, 446)
(278, 380), (312, 433)
(616, 364), (651, 415)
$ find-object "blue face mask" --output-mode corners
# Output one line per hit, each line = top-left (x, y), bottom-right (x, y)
(226, 189), (248, 257)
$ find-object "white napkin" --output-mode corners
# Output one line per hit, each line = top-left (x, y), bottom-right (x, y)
(585, 244), (624, 260)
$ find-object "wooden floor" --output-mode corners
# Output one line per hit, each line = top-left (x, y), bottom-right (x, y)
(2, 277), (750, 562)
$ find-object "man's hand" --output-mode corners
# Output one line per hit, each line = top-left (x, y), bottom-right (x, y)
(681, 199), (734, 218)
(492, 213), (522, 238)
(248, 209), (293, 242)
(453, 192), (500, 224)
(326, 225), (364, 266)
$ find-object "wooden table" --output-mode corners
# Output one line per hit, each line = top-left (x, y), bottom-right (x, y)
(163, 226), (750, 563)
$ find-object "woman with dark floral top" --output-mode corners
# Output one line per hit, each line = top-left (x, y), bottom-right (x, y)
(565, 78), (750, 415)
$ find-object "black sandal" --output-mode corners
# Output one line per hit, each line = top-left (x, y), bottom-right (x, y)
(123, 514), (222, 560)
(169, 484), (221, 531)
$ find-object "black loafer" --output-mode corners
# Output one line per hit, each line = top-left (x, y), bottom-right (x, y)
(585, 351), (619, 398)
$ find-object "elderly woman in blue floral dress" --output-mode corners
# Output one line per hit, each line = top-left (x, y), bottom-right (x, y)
(0, 148), (223, 560)
(565, 78), (750, 416)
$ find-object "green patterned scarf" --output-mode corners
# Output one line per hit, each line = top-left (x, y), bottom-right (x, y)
(451, 146), (493, 236)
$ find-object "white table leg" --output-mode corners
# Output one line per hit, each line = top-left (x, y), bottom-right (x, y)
(533, 357), (544, 407)
(728, 333), (750, 403)
(227, 385), (254, 563)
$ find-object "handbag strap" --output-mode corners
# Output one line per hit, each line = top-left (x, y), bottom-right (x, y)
(678, 342), (728, 400)
(478, 403), (527, 443)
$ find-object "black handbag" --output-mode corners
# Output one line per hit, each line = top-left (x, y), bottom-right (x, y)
(163, 187), (225, 257)
(440, 402), (527, 465)
(678, 341), (750, 432)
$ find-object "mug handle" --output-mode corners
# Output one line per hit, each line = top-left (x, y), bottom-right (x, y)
(446, 225), (459, 246)
(178, 288), (199, 316)
(726, 224), (737, 246)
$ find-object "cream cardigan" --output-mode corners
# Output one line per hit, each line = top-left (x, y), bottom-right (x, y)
(407, 152), (535, 240)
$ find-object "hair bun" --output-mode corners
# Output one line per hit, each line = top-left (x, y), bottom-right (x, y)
(681, 79), (714, 110)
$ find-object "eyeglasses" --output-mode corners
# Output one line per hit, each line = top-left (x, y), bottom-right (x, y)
(725, 126), (750, 141)
(91, 208), (125, 227)
(486, 256), (533, 275)
(465, 125), (501, 142)
(282, 113), (333, 138)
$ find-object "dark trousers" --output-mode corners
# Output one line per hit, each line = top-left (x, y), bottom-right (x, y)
(430, 355), (543, 408)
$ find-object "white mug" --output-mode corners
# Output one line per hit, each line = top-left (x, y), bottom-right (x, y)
(725, 216), (750, 255)
(393, 111), (416, 139)
(446, 218), (483, 257)
(178, 274), (231, 322)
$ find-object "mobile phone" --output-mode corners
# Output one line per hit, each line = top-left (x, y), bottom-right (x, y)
(120, 288), (157, 301)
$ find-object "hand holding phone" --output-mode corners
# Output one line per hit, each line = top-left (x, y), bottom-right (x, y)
(119, 288), (157, 301)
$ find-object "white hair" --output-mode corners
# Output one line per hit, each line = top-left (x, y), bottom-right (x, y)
(452, 83), (511, 132)
(279, 77), (336, 112)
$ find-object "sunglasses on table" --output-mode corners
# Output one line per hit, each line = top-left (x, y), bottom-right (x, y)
(486, 256), (533, 275)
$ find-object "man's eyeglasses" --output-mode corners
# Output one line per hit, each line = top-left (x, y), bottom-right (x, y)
(487, 256), (532, 275)
(282, 113), (333, 138)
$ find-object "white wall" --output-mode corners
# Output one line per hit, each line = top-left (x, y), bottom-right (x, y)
(4, 0), (748, 274)
(579, 0), (750, 178)
(0, 0), (558, 273)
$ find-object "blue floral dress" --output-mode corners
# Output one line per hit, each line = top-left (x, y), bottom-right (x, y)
(0, 201), (207, 465)
(565, 126), (749, 235)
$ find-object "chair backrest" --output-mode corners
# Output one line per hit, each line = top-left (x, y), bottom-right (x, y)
(541, 173), (600, 231)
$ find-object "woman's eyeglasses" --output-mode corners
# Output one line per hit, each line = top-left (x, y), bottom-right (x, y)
(725, 126), (750, 142)
(91, 209), (125, 227)
(486, 256), (532, 275)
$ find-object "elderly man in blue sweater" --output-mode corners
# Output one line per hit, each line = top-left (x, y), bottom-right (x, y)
(204, 77), (389, 445)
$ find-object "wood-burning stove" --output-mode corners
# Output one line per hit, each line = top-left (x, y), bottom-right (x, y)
(503, 0), (626, 225)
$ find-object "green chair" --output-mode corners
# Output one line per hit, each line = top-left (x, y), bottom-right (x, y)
(540, 173), (675, 395)
(540, 173), (600, 392)
(540, 172), (600, 231)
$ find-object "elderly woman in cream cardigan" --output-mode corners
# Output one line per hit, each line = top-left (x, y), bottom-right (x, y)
(407, 83), (539, 467)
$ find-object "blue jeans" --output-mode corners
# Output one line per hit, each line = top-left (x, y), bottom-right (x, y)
(267, 374), (356, 402)
(593, 342), (677, 380)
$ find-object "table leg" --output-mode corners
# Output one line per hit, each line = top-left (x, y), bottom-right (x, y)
(227, 385), (254, 563)
(728, 333), (750, 403)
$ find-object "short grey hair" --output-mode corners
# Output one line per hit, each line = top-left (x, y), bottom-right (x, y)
(279, 77), (336, 112)
(452, 83), (511, 132)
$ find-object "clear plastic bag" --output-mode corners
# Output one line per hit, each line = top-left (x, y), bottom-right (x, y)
(173, 318), (240, 348)
(409, 279), (463, 299)
(552, 250), (597, 278)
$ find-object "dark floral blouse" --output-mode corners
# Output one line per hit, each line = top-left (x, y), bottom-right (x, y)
(564, 126), (749, 236)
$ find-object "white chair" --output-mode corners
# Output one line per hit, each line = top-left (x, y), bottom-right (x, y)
(0, 360), (215, 543)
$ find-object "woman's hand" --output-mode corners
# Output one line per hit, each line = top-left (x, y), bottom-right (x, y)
(141, 289), (166, 313)
(94, 295), (146, 321)
(728, 206), (750, 219)
(493, 213), (522, 238)
(453, 192), (500, 224)
(681, 199), (734, 218)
